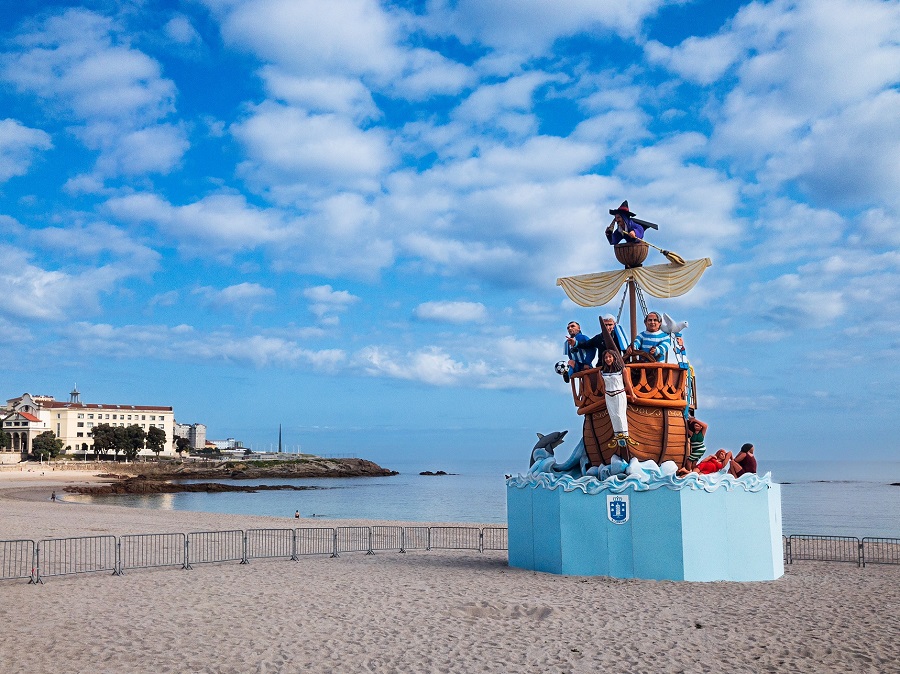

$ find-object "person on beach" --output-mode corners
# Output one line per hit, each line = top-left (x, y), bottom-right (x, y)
(631, 312), (668, 362)
(294, 510), (300, 519)
(562, 321), (596, 383)
(731, 443), (757, 477)
(50, 491), (56, 502)
(605, 201), (644, 245)
(684, 417), (708, 472)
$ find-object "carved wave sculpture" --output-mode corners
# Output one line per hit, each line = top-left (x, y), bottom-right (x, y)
(508, 469), (774, 494)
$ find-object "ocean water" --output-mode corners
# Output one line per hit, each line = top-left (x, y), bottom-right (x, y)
(62, 458), (900, 538)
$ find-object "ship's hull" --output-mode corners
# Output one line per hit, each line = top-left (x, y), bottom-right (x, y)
(582, 403), (689, 467)
(571, 363), (692, 468)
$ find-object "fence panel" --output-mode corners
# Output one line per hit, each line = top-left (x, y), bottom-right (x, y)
(336, 527), (373, 555)
(429, 527), (481, 551)
(295, 528), (336, 557)
(403, 527), (430, 551)
(187, 530), (246, 568)
(0, 540), (35, 582)
(36, 536), (117, 582)
(120, 533), (187, 573)
(372, 526), (404, 552)
(246, 529), (295, 561)
(788, 535), (860, 566)
(862, 538), (900, 567)
(481, 528), (508, 551)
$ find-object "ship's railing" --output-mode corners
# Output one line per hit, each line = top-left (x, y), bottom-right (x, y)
(571, 363), (687, 414)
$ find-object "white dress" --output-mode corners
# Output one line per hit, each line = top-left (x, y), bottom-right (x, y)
(601, 371), (628, 434)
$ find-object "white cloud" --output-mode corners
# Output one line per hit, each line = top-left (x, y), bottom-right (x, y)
(209, 0), (404, 79)
(164, 15), (203, 47)
(58, 321), (343, 369)
(0, 244), (145, 321)
(421, 0), (669, 53)
(105, 192), (292, 254)
(260, 68), (380, 120)
(0, 8), (186, 182)
(303, 284), (361, 317)
(194, 282), (276, 313)
(232, 102), (393, 199)
(414, 301), (487, 323)
(0, 118), (52, 182)
(31, 221), (160, 268)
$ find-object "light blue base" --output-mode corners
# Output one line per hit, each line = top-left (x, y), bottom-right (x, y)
(507, 483), (784, 581)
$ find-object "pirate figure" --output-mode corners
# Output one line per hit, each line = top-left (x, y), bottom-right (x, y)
(606, 200), (643, 245)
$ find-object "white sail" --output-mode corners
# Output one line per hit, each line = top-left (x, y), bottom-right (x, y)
(556, 258), (712, 307)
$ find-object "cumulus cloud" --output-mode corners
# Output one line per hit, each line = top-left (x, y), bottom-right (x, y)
(232, 101), (393, 199)
(58, 321), (343, 369)
(194, 282), (276, 314)
(0, 8), (186, 182)
(0, 244), (146, 321)
(414, 301), (487, 323)
(303, 284), (361, 317)
(421, 0), (669, 54)
(104, 192), (293, 254)
(0, 118), (52, 182)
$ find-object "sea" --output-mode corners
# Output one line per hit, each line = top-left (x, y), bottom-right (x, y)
(62, 456), (900, 539)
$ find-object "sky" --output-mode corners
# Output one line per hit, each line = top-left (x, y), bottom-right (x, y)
(1, 0), (898, 465)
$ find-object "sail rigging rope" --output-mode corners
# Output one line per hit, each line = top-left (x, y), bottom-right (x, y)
(615, 285), (628, 324)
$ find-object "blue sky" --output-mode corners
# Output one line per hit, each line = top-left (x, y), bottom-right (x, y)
(1, 0), (898, 465)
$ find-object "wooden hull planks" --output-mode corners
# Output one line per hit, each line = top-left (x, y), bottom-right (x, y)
(573, 363), (691, 469)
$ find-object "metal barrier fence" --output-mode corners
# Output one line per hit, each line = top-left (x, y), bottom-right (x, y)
(430, 526), (481, 551)
(17, 529), (900, 584)
(186, 530), (246, 568)
(372, 526), (404, 553)
(295, 528), (336, 557)
(861, 537), (900, 567)
(787, 535), (861, 566)
(403, 527), (431, 551)
(34, 535), (118, 583)
(335, 526), (373, 556)
(120, 533), (187, 574)
(246, 528), (296, 562)
(0, 539), (35, 582)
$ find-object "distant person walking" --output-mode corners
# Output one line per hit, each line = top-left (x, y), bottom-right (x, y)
(50, 491), (56, 502)
(294, 510), (300, 519)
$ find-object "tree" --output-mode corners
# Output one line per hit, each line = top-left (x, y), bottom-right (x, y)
(32, 431), (63, 460)
(147, 426), (167, 458)
(123, 425), (146, 461)
(174, 436), (191, 457)
(91, 424), (114, 459)
(0, 430), (11, 450)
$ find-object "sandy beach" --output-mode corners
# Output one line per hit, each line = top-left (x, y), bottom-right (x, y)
(1, 471), (898, 674)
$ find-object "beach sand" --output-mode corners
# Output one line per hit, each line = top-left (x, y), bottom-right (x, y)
(1, 471), (897, 673)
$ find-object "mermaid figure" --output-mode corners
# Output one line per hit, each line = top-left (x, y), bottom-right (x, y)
(598, 349), (638, 456)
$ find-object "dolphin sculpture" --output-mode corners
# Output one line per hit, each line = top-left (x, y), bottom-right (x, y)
(529, 430), (567, 467)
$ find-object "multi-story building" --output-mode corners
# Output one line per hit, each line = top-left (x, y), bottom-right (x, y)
(173, 422), (207, 450)
(1, 388), (176, 461)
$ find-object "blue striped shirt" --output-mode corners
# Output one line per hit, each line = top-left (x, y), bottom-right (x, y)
(633, 330), (669, 361)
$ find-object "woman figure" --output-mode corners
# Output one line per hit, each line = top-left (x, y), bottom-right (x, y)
(598, 349), (637, 454)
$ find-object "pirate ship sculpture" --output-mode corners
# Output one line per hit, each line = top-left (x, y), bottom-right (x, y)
(556, 240), (711, 470)
(506, 202), (783, 582)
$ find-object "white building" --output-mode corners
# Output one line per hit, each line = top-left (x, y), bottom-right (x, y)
(1, 388), (177, 461)
(174, 422), (207, 450)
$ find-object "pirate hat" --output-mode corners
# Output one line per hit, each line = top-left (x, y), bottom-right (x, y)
(609, 200), (635, 217)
